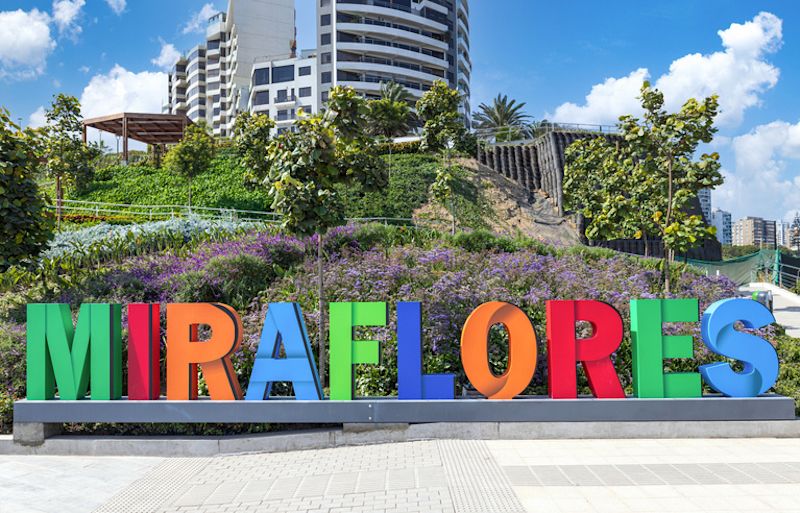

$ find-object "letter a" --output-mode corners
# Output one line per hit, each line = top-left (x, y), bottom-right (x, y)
(245, 303), (323, 401)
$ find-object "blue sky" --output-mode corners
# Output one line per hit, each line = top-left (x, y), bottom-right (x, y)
(1, 1), (799, 222)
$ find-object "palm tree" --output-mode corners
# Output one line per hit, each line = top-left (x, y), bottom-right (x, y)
(381, 81), (413, 104)
(473, 94), (532, 142)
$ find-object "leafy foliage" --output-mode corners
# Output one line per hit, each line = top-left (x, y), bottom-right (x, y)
(0, 109), (54, 272)
(380, 81), (414, 104)
(164, 122), (216, 207)
(38, 94), (102, 204)
(416, 80), (466, 153)
(431, 165), (457, 234)
(565, 83), (724, 291)
(472, 94), (532, 142)
(232, 112), (275, 180)
(366, 98), (411, 138)
(259, 86), (388, 237)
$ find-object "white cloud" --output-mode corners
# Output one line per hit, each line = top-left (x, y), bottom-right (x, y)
(79, 65), (167, 118)
(28, 106), (47, 128)
(105, 0), (126, 15)
(182, 3), (217, 34)
(79, 65), (168, 150)
(52, 0), (85, 38)
(151, 41), (181, 71)
(714, 120), (800, 221)
(549, 69), (649, 126)
(548, 12), (782, 128)
(79, 65), (90, 73)
(0, 9), (56, 79)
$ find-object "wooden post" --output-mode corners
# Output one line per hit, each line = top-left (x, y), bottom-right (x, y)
(122, 114), (129, 164)
(82, 124), (87, 144)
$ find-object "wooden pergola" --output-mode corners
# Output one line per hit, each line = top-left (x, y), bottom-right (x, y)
(82, 112), (192, 162)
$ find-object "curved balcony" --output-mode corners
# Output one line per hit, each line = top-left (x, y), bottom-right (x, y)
(339, 80), (424, 97)
(336, 3), (448, 33)
(337, 42), (448, 69)
(337, 61), (444, 84)
(337, 23), (448, 51)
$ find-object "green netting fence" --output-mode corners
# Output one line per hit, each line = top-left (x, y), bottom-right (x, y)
(688, 250), (799, 289)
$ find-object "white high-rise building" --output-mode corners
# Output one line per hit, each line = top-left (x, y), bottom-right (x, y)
(711, 208), (732, 245)
(776, 219), (789, 248)
(165, 0), (296, 137)
(166, 0), (471, 135)
(316, 0), (471, 120)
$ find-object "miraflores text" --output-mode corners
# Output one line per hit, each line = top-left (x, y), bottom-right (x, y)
(25, 298), (778, 402)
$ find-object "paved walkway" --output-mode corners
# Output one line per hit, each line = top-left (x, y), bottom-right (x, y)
(4, 438), (800, 512)
(742, 283), (800, 338)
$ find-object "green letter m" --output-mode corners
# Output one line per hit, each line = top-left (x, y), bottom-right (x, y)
(26, 304), (122, 400)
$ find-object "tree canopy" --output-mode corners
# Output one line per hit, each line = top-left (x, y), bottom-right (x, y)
(564, 82), (723, 291)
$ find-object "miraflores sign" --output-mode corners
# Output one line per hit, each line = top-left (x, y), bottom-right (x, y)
(25, 297), (780, 403)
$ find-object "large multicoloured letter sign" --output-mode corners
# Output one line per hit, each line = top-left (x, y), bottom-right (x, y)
(397, 302), (455, 400)
(631, 299), (702, 398)
(24, 295), (783, 404)
(245, 303), (323, 401)
(166, 303), (243, 400)
(700, 298), (779, 397)
(460, 302), (537, 400)
(546, 300), (625, 399)
(27, 303), (122, 401)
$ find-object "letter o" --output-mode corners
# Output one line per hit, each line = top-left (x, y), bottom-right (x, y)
(460, 302), (538, 399)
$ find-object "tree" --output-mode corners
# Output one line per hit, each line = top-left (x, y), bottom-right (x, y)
(380, 81), (413, 104)
(164, 122), (215, 209)
(0, 109), (53, 272)
(564, 83), (723, 293)
(416, 80), (466, 155)
(791, 213), (800, 253)
(232, 111), (275, 182)
(431, 165), (457, 235)
(366, 98), (411, 139)
(473, 94), (532, 142)
(259, 86), (388, 385)
(40, 94), (101, 226)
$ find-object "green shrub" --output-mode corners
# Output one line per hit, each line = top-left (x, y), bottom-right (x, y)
(174, 254), (277, 310)
(776, 335), (800, 414)
(450, 230), (517, 252)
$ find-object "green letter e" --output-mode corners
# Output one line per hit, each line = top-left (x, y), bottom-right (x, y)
(26, 304), (122, 400)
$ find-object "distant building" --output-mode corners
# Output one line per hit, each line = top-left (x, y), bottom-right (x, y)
(776, 219), (789, 248)
(698, 189), (712, 224)
(732, 216), (777, 248)
(711, 208), (732, 245)
(248, 51), (319, 134)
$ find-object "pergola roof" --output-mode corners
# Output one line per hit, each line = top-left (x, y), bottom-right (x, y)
(82, 112), (192, 145)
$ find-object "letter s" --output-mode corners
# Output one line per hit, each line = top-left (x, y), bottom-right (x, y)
(699, 298), (778, 397)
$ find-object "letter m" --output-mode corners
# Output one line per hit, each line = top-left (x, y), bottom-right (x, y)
(26, 304), (122, 400)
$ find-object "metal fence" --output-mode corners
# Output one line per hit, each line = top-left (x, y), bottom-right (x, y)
(47, 199), (428, 227)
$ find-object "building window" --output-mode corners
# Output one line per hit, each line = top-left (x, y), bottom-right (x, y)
(321, 14), (331, 26)
(253, 68), (269, 86)
(321, 52), (332, 64)
(299, 66), (312, 76)
(272, 65), (295, 83)
(321, 71), (332, 84)
(320, 33), (331, 45)
(299, 87), (312, 98)
(253, 91), (269, 105)
(321, 91), (329, 102)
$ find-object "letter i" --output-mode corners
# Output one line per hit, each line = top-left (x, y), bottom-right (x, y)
(128, 304), (161, 400)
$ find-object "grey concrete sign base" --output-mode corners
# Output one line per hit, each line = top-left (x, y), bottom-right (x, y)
(14, 395), (796, 425)
(11, 395), (796, 446)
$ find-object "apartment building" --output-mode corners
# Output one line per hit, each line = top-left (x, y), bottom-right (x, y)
(732, 216), (777, 248)
(316, 0), (471, 119)
(711, 208), (732, 246)
(249, 51), (319, 132)
(165, 0), (296, 137)
(166, 0), (471, 134)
